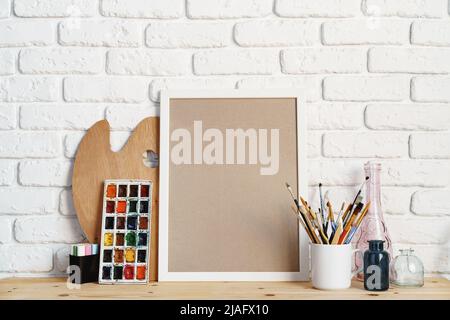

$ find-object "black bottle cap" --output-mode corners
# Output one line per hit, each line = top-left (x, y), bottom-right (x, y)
(368, 240), (385, 251)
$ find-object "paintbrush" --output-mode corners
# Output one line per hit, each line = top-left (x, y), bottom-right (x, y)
(344, 202), (371, 244)
(352, 176), (369, 205)
(291, 205), (316, 243)
(300, 198), (313, 220)
(326, 201), (335, 233)
(312, 208), (329, 244)
(329, 202), (344, 241)
(343, 195), (363, 227)
(330, 215), (343, 244)
(319, 183), (326, 229)
(348, 177), (369, 213)
(299, 206), (321, 244)
(285, 183), (319, 243)
(341, 177), (369, 225)
(341, 203), (353, 226)
(336, 202), (345, 226)
(285, 183), (301, 210)
(339, 202), (363, 244)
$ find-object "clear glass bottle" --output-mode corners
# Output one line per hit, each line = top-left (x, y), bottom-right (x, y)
(353, 162), (393, 281)
(390, 249), (424, 287)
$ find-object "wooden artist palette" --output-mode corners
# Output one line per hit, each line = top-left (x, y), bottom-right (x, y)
(72, 117), (159, 281)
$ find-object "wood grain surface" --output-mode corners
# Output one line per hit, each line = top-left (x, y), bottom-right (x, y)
(0, 277), (448, 300)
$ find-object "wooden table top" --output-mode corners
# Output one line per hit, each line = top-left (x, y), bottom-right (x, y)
(0, 277), (449, 300)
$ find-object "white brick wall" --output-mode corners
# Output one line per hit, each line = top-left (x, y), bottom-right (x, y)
(0, 0), (448, 278)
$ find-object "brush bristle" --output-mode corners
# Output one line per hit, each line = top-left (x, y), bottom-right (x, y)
(365, 176), (369, 180)
(319, 183), (322, 187)
(285, 182), (290, 188)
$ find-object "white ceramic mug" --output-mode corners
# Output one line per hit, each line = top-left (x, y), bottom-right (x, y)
(310, 243), (363, 290)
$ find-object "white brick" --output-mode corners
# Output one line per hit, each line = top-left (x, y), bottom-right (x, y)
(0, 21), (54, 47)
(59, 20), (140, 47)
(387, 217), (449, 244)
(308, 103), (364, 130)
(0, 50), (14, 75)
(150, 78), (237, 102)
(369, 48), (450, 74)
(282, 48), (365, 74)
(0, 105), (16, 129)
(0, 0), (10, 18)
(309, 159), (366, 186)
(0, 245), (53, 272)
(0, 77), (58, 102)
(322, 20), (410, 45)
(187, 0), (272, 19)
(412, 21), (450, 46)
(412, 190), (450, 216)
(107, 49), (191, 76)
(0, 217), (12, 243)
(0, 187), (57, 214)
(362, 0), (446, 18)
(324, 76), (409, 101)
(147, 22), (230, 48)
(0, 132), (60, 158)
(19, 48), (103, 74)
(410, 133), (450, 159)
(323, 132), (408, 158)
(194, 50), (278, 75)
(64, 77), (148, 103)
(19, 160), (72, 187)
(59, 189), (75, 216)
(14, 217), (84, 243)
(101, 0), (183, 18)
(381, 188), (413, 215)
(234, 21), (319, 47)
(366, 104), (450, 131)
(308, 132), (322, 158)
(236, 76), (321, 103)
(14, 0), (96, 17)
(55, 246), (70, 273)
(276, 0), (361, 17)
(0, 160), (15, 186)
(64, 132), (84, 158)
(20, 105), (102, 130)
(392, 245), (449, 273)
(325, 186), (412, 215)
(106, 106), (159, 130)
(382, 160), (450, 187)
(412, 76), (450, 103)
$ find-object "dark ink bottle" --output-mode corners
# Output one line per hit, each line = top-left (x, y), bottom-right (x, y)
(364, 240), (390, 291)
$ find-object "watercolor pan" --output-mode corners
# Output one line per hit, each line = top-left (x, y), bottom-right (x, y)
(98, 179), (152, 284)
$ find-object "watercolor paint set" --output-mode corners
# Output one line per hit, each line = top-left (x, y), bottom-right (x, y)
(98, 180), (152, 284)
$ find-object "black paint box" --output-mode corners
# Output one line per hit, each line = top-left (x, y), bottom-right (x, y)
(69, 254), (100, 284)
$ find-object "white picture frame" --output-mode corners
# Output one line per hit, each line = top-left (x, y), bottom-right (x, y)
(159, 90), (308, 281)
